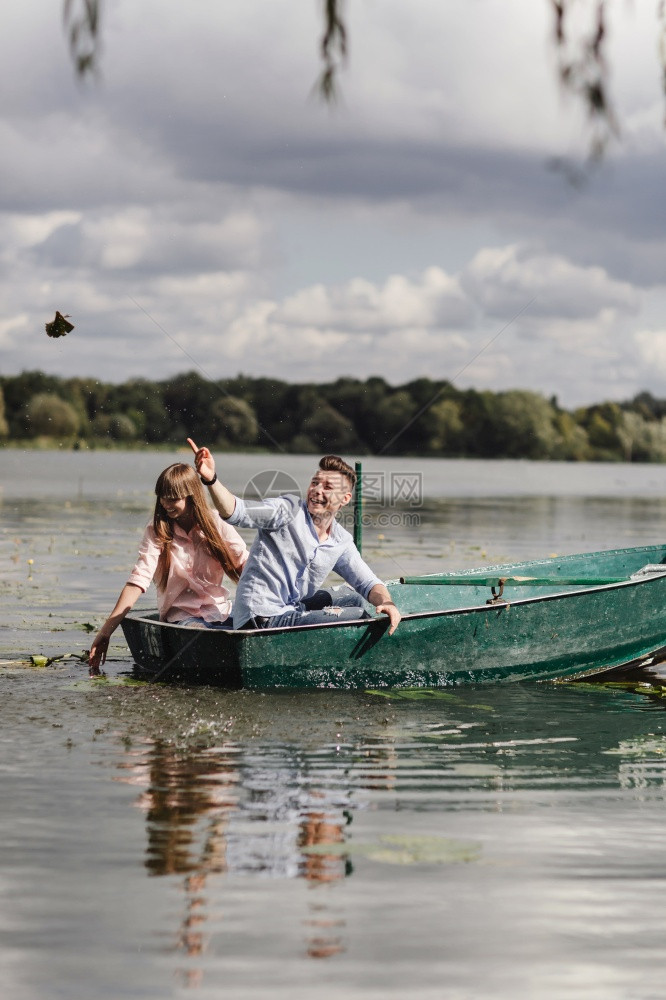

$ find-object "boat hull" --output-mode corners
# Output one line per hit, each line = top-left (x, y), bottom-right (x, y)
(120, 544), (666, 688)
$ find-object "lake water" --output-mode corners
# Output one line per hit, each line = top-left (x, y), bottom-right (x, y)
(3, 451), (666, 999)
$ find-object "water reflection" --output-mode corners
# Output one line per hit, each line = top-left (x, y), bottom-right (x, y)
(102, 681), (666, 989)
(8, 455), (666, 999)
(115, 735), (395, 971)
(114, 741), (235, 984)
(135, 742), (237, 877)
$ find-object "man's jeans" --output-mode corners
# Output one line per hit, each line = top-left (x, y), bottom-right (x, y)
(246, 587), (371, 630)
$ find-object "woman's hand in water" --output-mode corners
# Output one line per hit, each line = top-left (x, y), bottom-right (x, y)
(87, 585), (142, 676)
(88, 629), (111, 675)
(187, 438), (216, 482)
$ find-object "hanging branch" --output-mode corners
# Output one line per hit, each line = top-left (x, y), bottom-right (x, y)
(60, 0), (666, 157)
(63, 0), (101, 77)
(315, 0), (348, 102)
(659, 0), (666, 125)
(550, 0), (619, 159)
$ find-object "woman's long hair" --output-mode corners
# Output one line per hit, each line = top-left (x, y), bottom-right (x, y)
(152, 464), (242, 590)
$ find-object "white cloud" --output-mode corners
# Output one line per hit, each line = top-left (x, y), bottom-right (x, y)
(461, 245), (640, 320)
(275, 267), (472, 332)
(634, 329), (666, 375)
(0, 211), (81, 252)
(0, 312), (29, 350)
(32, 207), (268, 274)
(0, 0), (665, 408)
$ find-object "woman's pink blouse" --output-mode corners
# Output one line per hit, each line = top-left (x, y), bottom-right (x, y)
(127, 514), (248, 623)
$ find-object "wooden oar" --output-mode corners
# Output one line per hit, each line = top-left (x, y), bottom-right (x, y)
(399, 574), (629, 587)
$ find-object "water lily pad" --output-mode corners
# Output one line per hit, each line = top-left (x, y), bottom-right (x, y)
(301, 834), (481, 865)
(26, 651), (89, 669)
(582, 680), (666, 700)
(603, 736), (666, 757)
(366, 688), (493, 710)
(67, 675), (147, 688)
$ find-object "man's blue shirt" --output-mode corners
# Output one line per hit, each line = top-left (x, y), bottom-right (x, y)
(226, 494), (382, 628)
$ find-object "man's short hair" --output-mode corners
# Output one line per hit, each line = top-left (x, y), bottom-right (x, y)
(319, 455), (356, 491)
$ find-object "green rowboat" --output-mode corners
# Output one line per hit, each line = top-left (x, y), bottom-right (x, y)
(120, 544), (666, 688)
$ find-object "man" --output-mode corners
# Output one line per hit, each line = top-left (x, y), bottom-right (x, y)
(187, 438), (401, 634)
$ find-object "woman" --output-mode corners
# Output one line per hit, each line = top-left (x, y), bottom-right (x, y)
(88, 463), (248, 673)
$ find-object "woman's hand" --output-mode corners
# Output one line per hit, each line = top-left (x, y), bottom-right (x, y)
(87, 584), (142, 676)
(187, 438), (216, 482)
(88, 629), (111, 675)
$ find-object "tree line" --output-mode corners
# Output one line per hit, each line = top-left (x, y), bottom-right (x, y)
(2, 369), (666, 461)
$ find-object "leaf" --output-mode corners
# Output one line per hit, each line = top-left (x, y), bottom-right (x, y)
(45, 311), (74, 338)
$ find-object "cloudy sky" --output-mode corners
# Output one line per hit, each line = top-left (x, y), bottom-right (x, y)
(1, 0), (665, 406)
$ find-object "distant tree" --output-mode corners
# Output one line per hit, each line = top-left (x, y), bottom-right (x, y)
(426, 398), (464, 454)
(210, 396), (259, 447)
(643, 418), (666, 462)
(289, 432), (319, 454)
(7, 367), (666, 461)
(401, 378), (457, 414)
(0, 386), (8, 438)
(91, 412), (138, 440)
(110, 379), (171, 442)
(457, 390), (497, 457)
(1, 372), (64, 437)
(627, 391), (666, 423)
(552, 410), (589, 460)
(295, 401), (360, 453)
(61, 377), (96, 437)
(617, 411), (666, 462)
(109, 413), (137, 440)
(323, 377), (373, 430)
(617, 411), (651, 462)
(236, 377), (300, 448)
(490, 391), (560, 460)
(369, 390), (417, 454)
(65, 376), (110, 424)
(322, 376), (394, 451)
(23, 393), (80, 438)
(90, 414), (110, 438)
(576, 401), (624, 458)
(161, 371), (216, 441)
